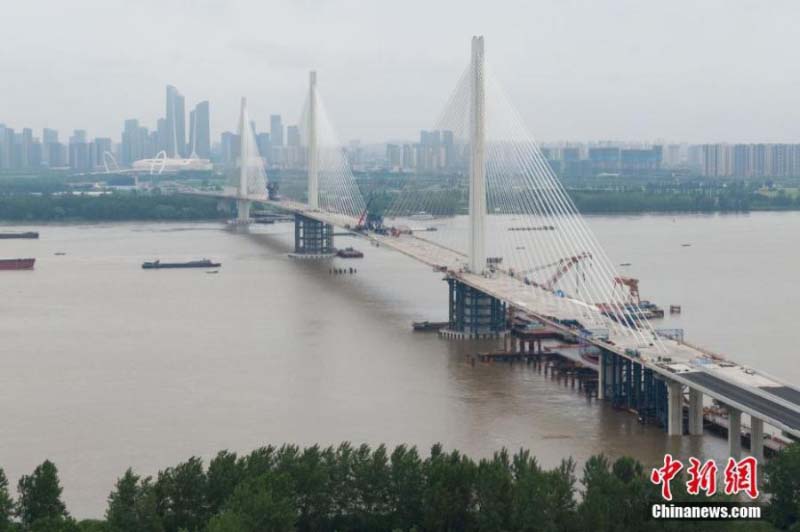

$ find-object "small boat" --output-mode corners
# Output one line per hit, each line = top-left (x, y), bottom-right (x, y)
(206, 270), (220, 274)
(681, 243), (692, 247)
(336, 247), (364, 259)
(0, 258), (35, 270)
(0, 231), (39, 239)
(54, 252), (67, 256)
(142, 259), (221, 269)
(620, 262), (631, 267)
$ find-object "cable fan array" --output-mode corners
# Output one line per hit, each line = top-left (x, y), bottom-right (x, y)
(385, 62), (662, 348)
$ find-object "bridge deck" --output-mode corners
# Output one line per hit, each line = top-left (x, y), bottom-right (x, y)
(195, 192), (800, 437)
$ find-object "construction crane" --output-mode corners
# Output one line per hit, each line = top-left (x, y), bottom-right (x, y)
(613, 276), (641, 305)
(522, 252), (592, 291)
(355, 195), (375, 231)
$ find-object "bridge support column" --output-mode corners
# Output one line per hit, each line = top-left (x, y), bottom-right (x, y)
(597, 352), (605, 400)
(728, 406), (742, 459)
(236, 199), (251, 223)
(289, 214), (334, 259)
(667, 380), (683, 436)
(688, 388), (704, 436)
(750, 417), (764, 463)
(442, 278), (507, 339)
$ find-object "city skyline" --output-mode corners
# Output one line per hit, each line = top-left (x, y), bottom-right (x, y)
(4, 1), (800, 143)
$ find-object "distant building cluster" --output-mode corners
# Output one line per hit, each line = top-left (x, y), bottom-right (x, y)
(537, 144), (666, 177)
(216, 114), (307, 170)
(0, 124), (113, 172)
(699, 144), (800, 178)
(383, 130), (464, 173)
(0, 85), (212, 173)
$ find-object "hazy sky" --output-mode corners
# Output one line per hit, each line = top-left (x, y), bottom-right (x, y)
(3, 0), (800, 144)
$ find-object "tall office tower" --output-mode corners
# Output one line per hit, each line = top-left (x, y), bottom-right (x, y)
(42, 129), (57, 166)
(286, 125), (300, 147)
(270, 115), (283, 147)
(21, 128), (33, 168)
(156, 118), (168, 154)
(69, 130), (90, 171)
(386, 144), (401, 168)
(220, 131), (239, 166)
(732, 144), (752, 177)
(93, 138), (112, 168)
(189, 101), (210, 158)
(165, 85), (186, 157)
(0, 124), (10, 169)
(121, 119), (143, 165)
(43, 128), (58, 144)
(402, 144), (414, 169)
(256, 132), (270, 160)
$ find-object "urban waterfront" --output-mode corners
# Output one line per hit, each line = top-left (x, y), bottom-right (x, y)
(0, 211), (796, 517)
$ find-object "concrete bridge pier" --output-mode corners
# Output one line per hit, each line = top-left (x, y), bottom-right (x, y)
(727, 405), (742, 459)
(750, 417), (764, 463)
(236, 199), (251, 223)
(289, 214), (335, 259)
(441, 278), (507, 339)
(688, 388), (704, 436)
(667, 380), (684, 436)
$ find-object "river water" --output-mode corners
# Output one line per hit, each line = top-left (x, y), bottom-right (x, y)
(0, 212), (795, 517)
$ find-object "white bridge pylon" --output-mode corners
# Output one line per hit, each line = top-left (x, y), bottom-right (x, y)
(298, 71), (366, 220)
(384, 36), (662, 344)
(230, 96), (268, 221)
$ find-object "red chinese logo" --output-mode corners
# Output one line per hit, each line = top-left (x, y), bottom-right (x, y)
(650, 455), (758, 500)
(723, 456), (759, 499)
(686, 457), (717, 496)
(650, 454), (683, 501)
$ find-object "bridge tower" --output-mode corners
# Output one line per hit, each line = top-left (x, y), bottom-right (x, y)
(236, 97), (251, 222)
(442, 37), (507, 339)
(290, 71), (335, 258)
(468, 35), (487, 274)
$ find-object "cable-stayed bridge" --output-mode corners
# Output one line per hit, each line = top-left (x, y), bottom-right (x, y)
(185, 37), (800, 460)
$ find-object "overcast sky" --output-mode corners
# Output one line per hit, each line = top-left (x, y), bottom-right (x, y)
(2, 0), (799, 144)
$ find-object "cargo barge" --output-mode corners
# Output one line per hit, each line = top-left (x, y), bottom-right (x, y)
(0, 258), (35, 270)
(0, 231), (39, 239)
(142, 259), (221, 269)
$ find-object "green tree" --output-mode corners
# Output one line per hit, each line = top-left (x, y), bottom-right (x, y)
(106, 469), (163, 532)
(765, 442), (800, 529)
(16, 460), (69, 527)
(208, 473), (296, 532)
(154, 457), (208, 532)
(0, 468), (13, 532)
(422, 445), (477, 532)
(207, 451), (243, 515)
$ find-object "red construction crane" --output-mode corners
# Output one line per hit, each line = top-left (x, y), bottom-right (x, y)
(613, 276), (641, 305)
(523, 252), (592, 291)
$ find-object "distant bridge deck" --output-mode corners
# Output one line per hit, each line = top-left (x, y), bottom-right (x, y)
(193, 191), (800, 438)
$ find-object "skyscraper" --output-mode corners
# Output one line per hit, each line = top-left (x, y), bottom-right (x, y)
(165, 85), (186, 158)
(189, 101), (210, 158)
(287, 125), (300, 147)
(270, 115), (283, 147)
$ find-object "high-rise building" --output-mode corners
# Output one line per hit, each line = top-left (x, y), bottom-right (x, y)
(270, 115), (283, 147)
(121, 119), (147, 165)
(286, 125), (300, 147)
(256, 133), (270, 161)
(0, 124), (11, 169)
(21, 128), (33, 168)
(189, 101), (210, 158)
(93, 138), (112, 168)
(386, 144), (401, 169)
(165, 85), (186, 157)
(69, 130), (90, 171)
(220, 131), (239, 166)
